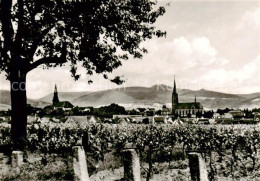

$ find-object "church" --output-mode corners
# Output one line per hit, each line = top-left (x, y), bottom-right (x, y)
(172, 78), (204, 118)
(52, 84), (74, 111)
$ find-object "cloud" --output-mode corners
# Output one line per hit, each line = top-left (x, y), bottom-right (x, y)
(238, 8), (260, 30)
(172, 37), (227, 66)
(201, 55), (260, 93)
(115, 36), (228, 77)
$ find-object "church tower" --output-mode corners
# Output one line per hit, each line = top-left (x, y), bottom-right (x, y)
(172, 77), (178, 115)
(52, 84), (59, 105)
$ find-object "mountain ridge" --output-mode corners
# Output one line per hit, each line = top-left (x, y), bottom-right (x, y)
(0, 85), (260, 110)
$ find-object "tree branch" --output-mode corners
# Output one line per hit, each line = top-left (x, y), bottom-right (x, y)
(26, 43), (67, 72)
(28, 56), (66, 70)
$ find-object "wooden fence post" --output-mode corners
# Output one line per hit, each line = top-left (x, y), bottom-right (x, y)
(72, 144), (90, 181)
(123, 146), (141, 181)
(187, 151), (209, 181)
(12, 151), (23, 173)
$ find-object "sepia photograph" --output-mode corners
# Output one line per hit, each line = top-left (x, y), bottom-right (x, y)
(0, 0), (260, 180)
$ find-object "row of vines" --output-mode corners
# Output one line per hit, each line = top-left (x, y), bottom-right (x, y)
(1, 123), (260, 180)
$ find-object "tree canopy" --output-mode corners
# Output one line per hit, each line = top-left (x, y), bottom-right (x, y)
(0, 0), (166, 82)
(0, 0), (166, 145)
(93, 103), (127, 118)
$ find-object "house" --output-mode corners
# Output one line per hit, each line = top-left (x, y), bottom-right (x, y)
(229, 110), (244, 118)
(164, 115), (173, 124)
(53, 101), (74, 111)
(239, 118), (254, 124)
(131, 117), (144, 124)
(152, 115), (173, 124)
(113, 115), (140, 119)
(43, 105), (54, 114)
(152, 116), (165, 124)
(65, 116), (100, 127)
(136, 108), (146, 115)
(197, 118), (210, 124)
(172, 117), (183, 125)
(145, 108), (156, 116)
(161, 105), (171, 115)
(223, 113), (233, 119)
(118, 118), (130, 126)
(213, 113), (221, 119)
(254, 113), (260, 122)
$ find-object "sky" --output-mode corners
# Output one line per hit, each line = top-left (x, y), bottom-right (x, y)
(0, 0), (260, 99)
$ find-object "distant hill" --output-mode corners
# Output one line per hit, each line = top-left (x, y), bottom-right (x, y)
(36, 91), (92, 103)
(238, 92), (260, 99)
(70, 85), (252, 109)
(0, 90), (48, 109)
(180, 89), (241, 99)
(1, 85), (260, 110)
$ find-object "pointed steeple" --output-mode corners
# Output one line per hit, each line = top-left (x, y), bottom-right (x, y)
(52, 84), (59, 105)
(172, 75), (179, 115)
(54, 84), (58, 92)
(173, 75), (176, 93)
(195, 94), (196, 103)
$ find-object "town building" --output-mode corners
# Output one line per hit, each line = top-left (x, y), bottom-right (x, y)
(65, 116), (100, 127)
(152, 115), (173, 124)
(172, 78), (204, 118)
(118, 117), (131, 125)
(213, 113), (221, 119)
(229, 110), (244, 118)
(52, 84), (74, 111)
(223, 113), (233, 119)
(254, 112), (260, 122)
(161, 105), (171, 115)
(197, 118), (210, 124)
(113, 115), (141, 119)
(172, 117), (183, 125)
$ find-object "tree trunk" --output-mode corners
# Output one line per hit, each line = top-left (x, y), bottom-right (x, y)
(10, 71), (27, 150)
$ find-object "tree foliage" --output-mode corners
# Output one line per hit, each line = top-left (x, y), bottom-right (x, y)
(0, 0), (166, 82)
(93, 103), (126, 118)
(217, 108), (232, 115)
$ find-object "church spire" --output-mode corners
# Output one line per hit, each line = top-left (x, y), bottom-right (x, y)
(52, 84), (59, 105)
(173, 75), (177, 93)
(54, 84), (58, 93)
(172, 76), (178, 115)
(195, 94), (197, 103)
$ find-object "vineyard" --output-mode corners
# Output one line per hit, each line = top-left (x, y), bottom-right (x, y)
(1, 123), (260, 180)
